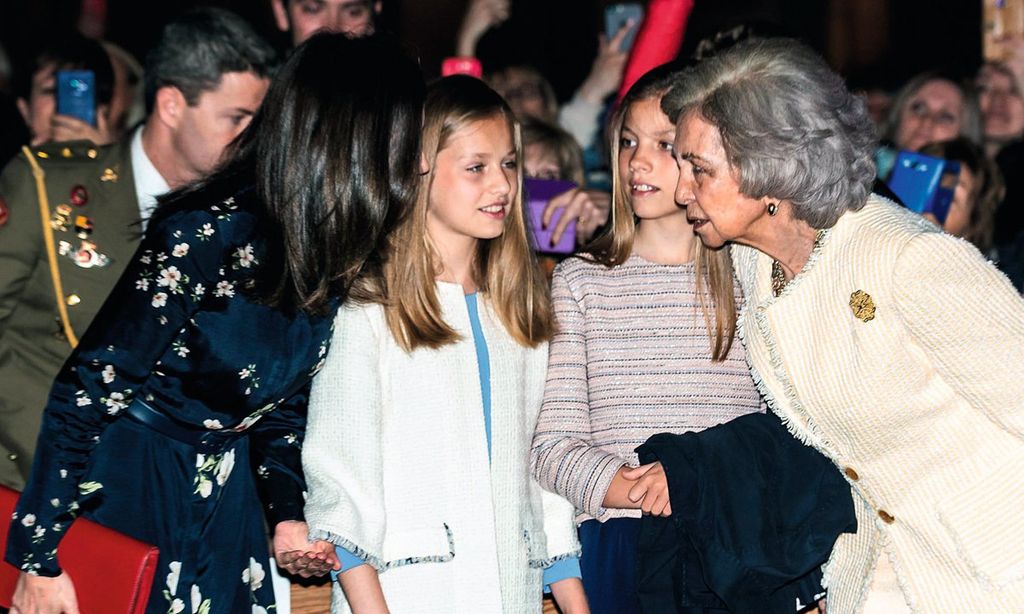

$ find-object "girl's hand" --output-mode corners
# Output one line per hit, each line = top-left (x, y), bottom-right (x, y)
(272, 520), (340, 577)
(623, 462), (672, 516)
(10, 571), (80, 614)
(550, 577), (589, 614)
(541, 188), (611, 246)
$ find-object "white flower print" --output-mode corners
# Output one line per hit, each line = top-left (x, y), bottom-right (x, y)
(50, 498), (60, 507)
(103, 392), (128, 415)
(214, 450), (235, 487)
(256, 465), (269, 478)
(195, 223), (215, 242)
(203, 419), (222, 430)
(59, 469), (67, 478)
(284, 433), (298, 445)
(101, 365), (115, 384)
(32, 526), (45, 541)
(241, 557), (266, 591)
(196, 478), (213, 499)
(214, 280), (235, 298)
(169, 598), (185, 614)
(166, 561), (182, 595)
(234, 244), (256, 268)
(193, 283), (205, 297)
(135, 278), (150, 291)
(195, 454), (206, 468)
(252, 606), (268, 614)
(172, 243), (190, 258)
(173, 340), (190, 358)
(78, 481), (103, 495)
(158, 266), (183, 290)
(139, 253), (152, 265)
(152, 292), (168, 308)
(156, 252), (169, 262)
(238, 367), (252, 379)
(75, 392), (92, 407)
(190, 584), (208, 614)
(21, 514), (35, 527)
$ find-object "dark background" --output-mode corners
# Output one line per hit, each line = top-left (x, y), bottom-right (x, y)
(0, 0), (984, 100)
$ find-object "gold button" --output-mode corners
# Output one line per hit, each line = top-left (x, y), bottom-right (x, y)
(61, 147), (73, 158)
(6, 453), (17, 461)
(844, 467), (859, 481)
(36, 151), (49, 159)
(87, 148), (98, 159)
(66, 293), (81, 306)
(878, 510), (895, 524)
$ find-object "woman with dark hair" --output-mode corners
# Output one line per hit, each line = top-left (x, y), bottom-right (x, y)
(6, 32), (425, 614)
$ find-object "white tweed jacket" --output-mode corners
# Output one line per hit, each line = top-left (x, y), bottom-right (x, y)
(732, 195), (1024, 613)
(302, 283), (580, 614)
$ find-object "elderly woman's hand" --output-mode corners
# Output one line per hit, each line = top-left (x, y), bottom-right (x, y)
(273, 520), (340, 578)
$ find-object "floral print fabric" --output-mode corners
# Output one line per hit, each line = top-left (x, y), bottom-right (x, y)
(5, 187), (337, 613)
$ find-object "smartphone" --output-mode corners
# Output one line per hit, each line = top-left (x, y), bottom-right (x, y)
(983, 0), (1024, 62)
(56, 70), (96, 127)
(604, 3), (644, 53)
(525, 178), (577, 254)
(887, 151), (960, 225)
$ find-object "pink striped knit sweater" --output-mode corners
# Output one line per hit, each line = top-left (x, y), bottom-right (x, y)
(530, 253), (763, 522)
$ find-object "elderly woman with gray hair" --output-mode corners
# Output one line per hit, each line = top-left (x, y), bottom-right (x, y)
(652, 38), (1024, 612)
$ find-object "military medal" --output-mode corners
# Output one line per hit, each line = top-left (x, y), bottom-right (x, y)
(74, 215), (94, 239)
(100, 167), (118, 182)
(50, 204), (72, 231)
(66, 239), (111, 268)
(70, 185), (89, 207)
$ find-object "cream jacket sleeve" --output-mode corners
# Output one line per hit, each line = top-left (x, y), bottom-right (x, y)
(303, 304), (388, 565)
(893, 232), (1024, 437)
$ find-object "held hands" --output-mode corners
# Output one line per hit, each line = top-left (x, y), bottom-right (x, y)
(541, 188), (611, 247)
(11, 571), (80, 614)
(456, 0), (510, 57)
(624, 462), (672, 516)
(272, 520), (340, 578)
(577, 22), (633, 105)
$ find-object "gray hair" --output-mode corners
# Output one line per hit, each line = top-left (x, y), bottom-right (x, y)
(661, 38), (876, 229)
(878, 72), (983, 148)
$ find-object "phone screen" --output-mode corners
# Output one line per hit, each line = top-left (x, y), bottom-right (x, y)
(524, 178), (578, 254)
(605, 4), (644, 52)
(56, 70), (96, 127)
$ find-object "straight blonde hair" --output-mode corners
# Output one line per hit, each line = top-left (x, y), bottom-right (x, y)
(585, 65), (737, 361)
(354, 75), (552, 352)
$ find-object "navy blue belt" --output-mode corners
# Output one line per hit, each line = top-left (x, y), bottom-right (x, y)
(125, 400), (242, 453)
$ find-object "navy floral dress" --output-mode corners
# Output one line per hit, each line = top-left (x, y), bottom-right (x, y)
(5, 185), (337, 614)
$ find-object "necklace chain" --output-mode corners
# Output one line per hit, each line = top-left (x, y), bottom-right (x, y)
(771, 230), (824, 297)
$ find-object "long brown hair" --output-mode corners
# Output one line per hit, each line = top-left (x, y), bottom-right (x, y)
(355, 75), (552, 351)
(586, 64), (738, 361)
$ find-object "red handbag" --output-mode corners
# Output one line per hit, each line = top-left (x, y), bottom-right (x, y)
(0, 485), (159, 613)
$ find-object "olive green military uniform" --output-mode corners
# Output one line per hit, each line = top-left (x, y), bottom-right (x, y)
(0, 138), (142, 490)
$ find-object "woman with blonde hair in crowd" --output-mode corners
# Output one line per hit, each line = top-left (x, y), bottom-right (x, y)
(301, 75), (587, 613)
(530, 64), (764, 614)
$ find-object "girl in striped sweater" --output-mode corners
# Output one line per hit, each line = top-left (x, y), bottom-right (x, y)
(530, 66), (763, 614)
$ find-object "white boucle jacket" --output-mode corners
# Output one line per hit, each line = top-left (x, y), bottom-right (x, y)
(303, 283), (580, 614)
(732, 195), (1024, 613)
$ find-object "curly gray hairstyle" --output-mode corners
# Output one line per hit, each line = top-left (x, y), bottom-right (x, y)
(661, 38), (877, 229)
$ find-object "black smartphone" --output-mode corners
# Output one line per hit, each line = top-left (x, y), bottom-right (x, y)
(56, 70), (96, 126)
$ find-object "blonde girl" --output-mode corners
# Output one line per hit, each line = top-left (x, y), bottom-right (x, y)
(530, 65), (763, 614)
(302, 75), (587, 614)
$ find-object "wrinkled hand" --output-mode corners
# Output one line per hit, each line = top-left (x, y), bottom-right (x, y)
(10, 571), (80, 614)
(623, 462), (672, 516)
(273, 520), (340, 578)
(542, 187), (611, 246)
(577, 22), (632, 104)
(456, 0), (510, 57)
(50, 107), (114, 146)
